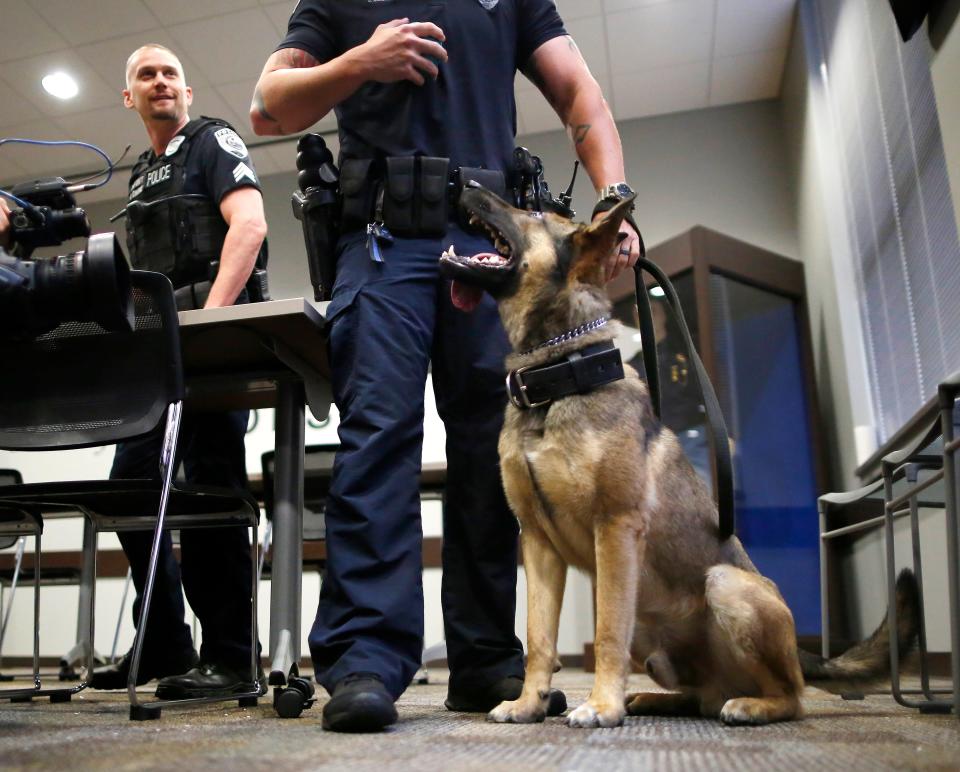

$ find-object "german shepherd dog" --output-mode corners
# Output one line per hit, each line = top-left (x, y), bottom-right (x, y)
(440, 186), (919, 728)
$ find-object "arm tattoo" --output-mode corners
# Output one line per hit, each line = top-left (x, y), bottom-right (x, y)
(573, 124), (591, 144)
(276, 47), (320, 69)
(253, 85), (278, 124)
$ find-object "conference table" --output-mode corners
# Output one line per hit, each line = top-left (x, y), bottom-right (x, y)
(178, 297), (330, 690)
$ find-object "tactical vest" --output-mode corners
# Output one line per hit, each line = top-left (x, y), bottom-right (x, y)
(125, 117), (232, 289)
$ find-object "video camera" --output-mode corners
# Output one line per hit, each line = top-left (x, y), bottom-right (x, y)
(0, 177), (133, 338)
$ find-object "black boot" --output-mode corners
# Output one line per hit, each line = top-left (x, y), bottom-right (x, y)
(154, 661), (266, 700)
(91, 648), (199, 690)
(322, 673), (398, 732)
(445, 675), (567, 716)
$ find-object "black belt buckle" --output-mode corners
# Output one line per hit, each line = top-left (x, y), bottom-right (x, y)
(506, 365), (550, 410)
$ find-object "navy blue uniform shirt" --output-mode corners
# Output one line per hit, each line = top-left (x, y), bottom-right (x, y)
(278, 0), (566, 172)
(129, 120), (262, 205)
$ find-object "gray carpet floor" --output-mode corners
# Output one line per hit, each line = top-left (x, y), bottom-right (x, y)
(1, 670), (958, 771)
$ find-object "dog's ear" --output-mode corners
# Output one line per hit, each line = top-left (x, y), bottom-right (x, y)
(571, 195), (637, 282)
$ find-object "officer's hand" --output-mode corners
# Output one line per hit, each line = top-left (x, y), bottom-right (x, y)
(0, 198), (11, 250)
(357, 18), (447, 86)
(598, 216), (641, 282)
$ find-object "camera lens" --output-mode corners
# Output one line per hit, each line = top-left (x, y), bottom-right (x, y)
(33, 233), (133, 333)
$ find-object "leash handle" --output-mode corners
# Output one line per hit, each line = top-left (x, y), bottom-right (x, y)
(626, 214), (736, 540)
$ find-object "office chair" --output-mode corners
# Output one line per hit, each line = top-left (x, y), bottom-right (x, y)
(0, 270), (261, 720)
(0, 501), (41, 700)
(818, 370), (959, 720)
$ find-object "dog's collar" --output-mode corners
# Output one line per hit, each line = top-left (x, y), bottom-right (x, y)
(506, 340), (624, 410)
(519, 316), (609, 356)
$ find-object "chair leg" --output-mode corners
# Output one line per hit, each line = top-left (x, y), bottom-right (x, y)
(942, 404), (960, 720)
(0, 531), (41, 700)
(0, 537), (26, 663)
(127, 401), (182, 711)
(110, 569), (133, 663)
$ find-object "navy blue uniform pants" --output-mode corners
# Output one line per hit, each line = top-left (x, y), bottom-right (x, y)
(110, 409), (256, 669)
(311, 225), (524, 699)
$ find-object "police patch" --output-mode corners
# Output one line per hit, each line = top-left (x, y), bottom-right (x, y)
(477, 0), (498, 9)
(164, 135), (185, 157)
(214, 128), (248, 159)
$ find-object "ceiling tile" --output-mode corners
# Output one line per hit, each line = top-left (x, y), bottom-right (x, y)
(0, 155), (27, 188)
(0, 1), (68, 63)
(709, 48), (787, 105)
(715, 0), (796, 58)
(55, 105), (145, 166)
(167, 8), (282, 85)
(0, 80), (43, 128)
(75, 31), (215, 95)
(262, 138), (302, 172)
(214, 80), (260, 133)
(0, 119), (77, 179)
(262, 1), (296, 37)
(248, 144), (282, 176)
(612, 59), (710, 120)
(190, 87), (250, 134)
(32, 0), (159, 46)
(606, 0), (715, 74)
(566, 15), (609, 78)
(142, 0), (259, 25)
(515, 87), (560, 135)
(557, 0), (604, 20)
(0, 51), (121, 118)
(603, 0), (679, 14)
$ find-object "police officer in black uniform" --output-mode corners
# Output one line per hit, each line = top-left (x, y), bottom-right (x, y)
(91, 44), (268, 699)
(252, 1), (642, 732)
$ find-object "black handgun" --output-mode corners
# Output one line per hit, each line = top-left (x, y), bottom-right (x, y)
(291, 133), (340, 302)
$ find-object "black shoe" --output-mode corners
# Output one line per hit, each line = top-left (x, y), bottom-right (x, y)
(154, 661), (267, 700)
(322, 673), (398, 733)
(90, 648), (199, 690)
(445, 675), (567, 716)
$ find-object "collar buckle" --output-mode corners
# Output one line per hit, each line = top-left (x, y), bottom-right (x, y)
(506, 365), (551, 410)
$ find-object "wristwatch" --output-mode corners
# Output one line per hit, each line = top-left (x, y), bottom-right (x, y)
(597, 182), (635, 203)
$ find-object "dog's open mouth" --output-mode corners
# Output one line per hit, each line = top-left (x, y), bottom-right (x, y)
(440, 213), (516, 313)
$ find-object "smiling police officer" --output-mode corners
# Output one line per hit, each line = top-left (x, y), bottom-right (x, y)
(252, 0), (641, 732)
(90, 44), (267, 700)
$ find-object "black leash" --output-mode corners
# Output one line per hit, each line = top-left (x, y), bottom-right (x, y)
(626, 212), (736, 541)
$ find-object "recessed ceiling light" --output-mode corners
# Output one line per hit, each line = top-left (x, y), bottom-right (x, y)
(42, 71), (78, 100)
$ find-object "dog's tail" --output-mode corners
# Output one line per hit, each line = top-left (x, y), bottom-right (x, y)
(799, 568), (920, 682)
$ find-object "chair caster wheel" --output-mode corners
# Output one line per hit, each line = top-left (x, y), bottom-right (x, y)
(274, 677), (316, 719)
(130, 705), (161, 721)
(50, 693), (71, 703)
(919, 702), (952, 714)
(840, 692), (865, 701)
(238, 696), (259, 708)
(58, 665), (79, 682)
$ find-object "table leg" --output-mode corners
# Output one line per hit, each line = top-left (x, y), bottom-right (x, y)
(268, 380), (305, 686)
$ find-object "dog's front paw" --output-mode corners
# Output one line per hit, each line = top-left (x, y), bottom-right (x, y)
(719, 698), (773, 726)
(567, 700), (626, 729)
(487, 698), (546, 724)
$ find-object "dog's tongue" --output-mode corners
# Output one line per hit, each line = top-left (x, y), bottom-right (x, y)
(450, 280), (483, 313)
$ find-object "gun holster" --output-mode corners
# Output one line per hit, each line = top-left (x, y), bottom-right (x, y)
(292, 187), (339, 302)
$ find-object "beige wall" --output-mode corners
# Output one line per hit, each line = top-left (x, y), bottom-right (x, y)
(931, 9), (960, 236)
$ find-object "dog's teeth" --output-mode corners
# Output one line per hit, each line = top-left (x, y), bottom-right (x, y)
(469, 215), (480, 226)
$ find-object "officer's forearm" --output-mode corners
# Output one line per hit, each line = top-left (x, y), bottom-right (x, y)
(524, 37), (627, 193)
(558, 83), (626, 194)
(252, 50), (368, 136)
(204, 217), (267, 308)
